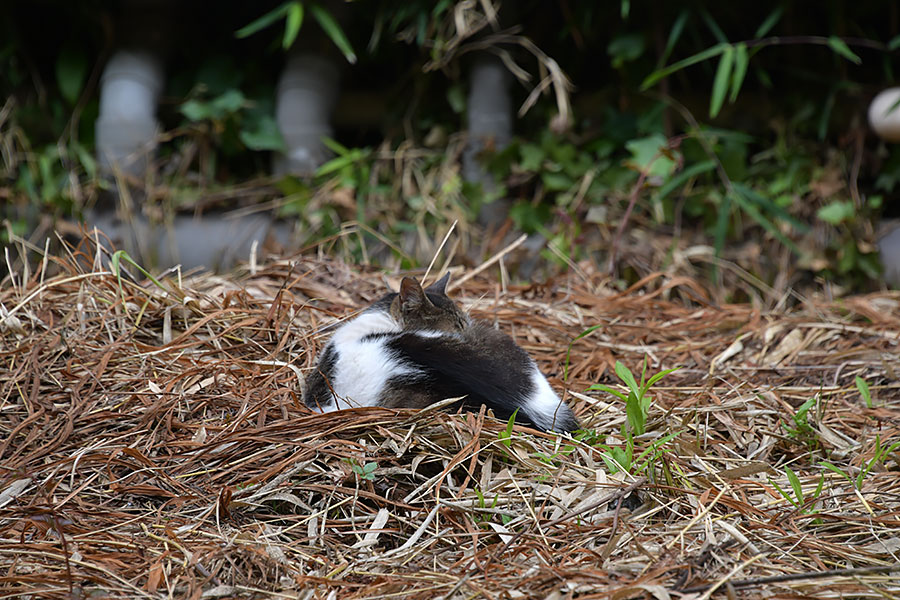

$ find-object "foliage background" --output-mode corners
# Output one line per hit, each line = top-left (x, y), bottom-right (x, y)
(2, 0), (900, 297)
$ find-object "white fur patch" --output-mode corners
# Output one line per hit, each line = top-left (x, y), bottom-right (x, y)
(523, 365), (566, 431)
(315, 310), (421, 411)
(411, 329), (461, 339)
(331, 310), (401, 345)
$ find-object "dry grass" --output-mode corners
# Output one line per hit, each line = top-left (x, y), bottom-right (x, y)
(1, 233), (899, 599)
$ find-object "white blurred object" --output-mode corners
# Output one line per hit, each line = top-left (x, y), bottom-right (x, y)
(463, 56), (512, 183)
(463, 55), (513, 225)
(878, 222), (900, 288)
(95, 50), (164, 175)
(274, 54), (339, 176)
(868, 88), (900, 142)
(88, 211), (291, 272)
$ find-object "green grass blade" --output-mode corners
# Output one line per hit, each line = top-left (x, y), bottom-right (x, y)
(769, 477), (800, 508)
(661, 10), (689, 65)
(283, 2), (304, 49)
(614, 361), (641, 400)
(310, 2), (357, 64)
(587, 384), (628, 402)
(641, 43), (728, 90)
(564, 324), (604, 382)
(786, 467), (803, 504)
(713, 191), (732, 259)
(819, 461), (852, 482)
(730, 43), (749, 103)
(655, 160), (717, 202)
(730, 188), (801, 254)
(645, 366), (681, 389)
(732, 183), (810, 232)
(755, 6), (783, 38)
(710, 44), (734, 118)
(855, 376), (872, 408)
(827, 36), (862, 65)
(236, 1), (291, 38)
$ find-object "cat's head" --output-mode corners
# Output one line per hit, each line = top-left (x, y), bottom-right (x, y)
(388, 273), (470, 333)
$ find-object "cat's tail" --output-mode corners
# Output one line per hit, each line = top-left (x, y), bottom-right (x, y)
(520, 367), (579, 433)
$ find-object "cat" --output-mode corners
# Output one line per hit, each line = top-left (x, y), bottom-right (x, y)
(302, 273), (579, 433)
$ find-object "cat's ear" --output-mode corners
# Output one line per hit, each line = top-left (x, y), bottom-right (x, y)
(399, 277), (430, 311)
(424, 272), (451, 296)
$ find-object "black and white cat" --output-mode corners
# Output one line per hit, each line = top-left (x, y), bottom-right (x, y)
(303, 274), (578, 433)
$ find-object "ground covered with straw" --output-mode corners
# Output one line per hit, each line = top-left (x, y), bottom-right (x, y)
(1, 236), (899, 599)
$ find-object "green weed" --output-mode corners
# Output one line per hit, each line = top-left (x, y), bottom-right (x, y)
(820, 436), (900, 491)
(347, 460), (378, 482)
(588, 360), (680, 479)
(855, 376), (872, 409)
(769, 466), (825, 519)
(781, 396), (821, 452)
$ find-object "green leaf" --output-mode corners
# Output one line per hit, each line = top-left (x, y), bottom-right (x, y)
(614, 361), (641, 400)
(645, 367), (680, 389)
(817, 89), (837, 140)
(210, 89), (246, 115)
(56, 44), (88, 104)
(633, 430), (679, 472)
(316, 151), (361, 176)
(587, 384), (628, 402)
(519, 143), (545, 172)
(180, 99), (211, 121)
(662, 11), (689, 65)
(641, 43), (729, 90)
(499, 409), (518, 448)
(541, 172), (574, 192)
(320, 136), (350, 156)
(239, 115), (285, 151)
(236, 2), (292, 38)
(769, 478), (800, 508)
(283, 2), (304, 49)
(655, 160), (716, 201)
(732, 183), (809, 233)
(608, 34), (645, 69)
(625, 394), (646, 436)
(827, 36), (862, 65)
(755, 6), (784, 38)
(446, 84), (466, 114)
(564, 325), (604, 381)
(816, 200), (855, 225)
(855, 376), (872, 408)
(786, 467), (803, 504)
(700, 10), (727, 44)
(819, 461), (851, 482)
(310, 2), (357, 64)
(712, 191), (732, 260)
(730, 43), (749, 103)
(624, 134), (677, 178)
(889, 35), (900, 51)
(710, 44), (734, 118)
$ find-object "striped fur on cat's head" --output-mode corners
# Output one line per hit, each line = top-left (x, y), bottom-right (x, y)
(372, 273), (470, 333)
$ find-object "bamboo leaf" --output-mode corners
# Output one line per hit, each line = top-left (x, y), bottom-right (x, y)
(710, 44), (734, 118)
(310, 2), (357, 64)
(786, 467), (804, 504)
(661, 10), (689, 65)
(755, 6), (783, 38)
(236, 2), (292, 38)
(827, 36), (862, 65)
(730, 43), (749, 103)
(283, 2), (304, 49)
(641, 43), (729, 90)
